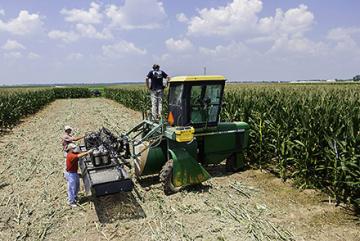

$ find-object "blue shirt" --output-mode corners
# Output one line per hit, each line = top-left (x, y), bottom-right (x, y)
(147, 70), (168, 90)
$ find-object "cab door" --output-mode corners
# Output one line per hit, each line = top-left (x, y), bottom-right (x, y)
(189, 82), (224, 127)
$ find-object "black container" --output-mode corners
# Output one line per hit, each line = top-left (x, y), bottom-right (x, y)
(101, 150), (110, 165)
(93, 150), (102, 166)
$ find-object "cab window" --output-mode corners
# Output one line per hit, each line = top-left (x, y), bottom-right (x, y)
(169, 84), (183, 106)
(190, 84), (222, 124)
(205, 84), (222, 122)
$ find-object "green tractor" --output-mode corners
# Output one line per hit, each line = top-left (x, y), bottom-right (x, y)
(81, 75), (249, 196)
(128, 75), (249, 194)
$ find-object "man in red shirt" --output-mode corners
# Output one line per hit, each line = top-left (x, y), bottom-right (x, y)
(65, 143), (92, 207)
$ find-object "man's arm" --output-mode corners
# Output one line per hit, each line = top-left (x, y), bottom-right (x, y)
(145, 71), (152, 90)
(76, 150), (92, 159)
(163, 71), (170, 87)
(145, 78), (150, 89)
(64, 135), (83, 142)
(73, 136), (85, 141)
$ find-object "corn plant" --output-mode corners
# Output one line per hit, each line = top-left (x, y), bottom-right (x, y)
(0, 90), (55, 129)
(53, 88), (92, 98)
(222, 84), (360, 208)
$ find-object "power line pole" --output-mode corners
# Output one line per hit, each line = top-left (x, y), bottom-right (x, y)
(203, 66), (207, 75)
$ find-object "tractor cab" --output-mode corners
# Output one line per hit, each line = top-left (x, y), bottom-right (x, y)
(167, 75), (225, 128)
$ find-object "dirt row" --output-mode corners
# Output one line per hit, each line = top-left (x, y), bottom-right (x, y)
(0, 98), (358, 241)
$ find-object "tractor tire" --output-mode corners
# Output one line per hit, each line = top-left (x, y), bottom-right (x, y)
(225, 153), (239, 173)
(159, 159), (181, 195)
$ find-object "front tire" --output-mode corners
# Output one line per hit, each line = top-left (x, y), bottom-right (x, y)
(159, 159), (181, 195)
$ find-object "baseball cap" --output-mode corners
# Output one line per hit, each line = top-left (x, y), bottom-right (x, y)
(64, 125), (73, 131)
(66, 143), (77, 152)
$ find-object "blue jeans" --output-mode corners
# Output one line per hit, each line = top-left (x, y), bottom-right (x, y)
(65, 172), (80, 204)
(150, 89), (163, 118)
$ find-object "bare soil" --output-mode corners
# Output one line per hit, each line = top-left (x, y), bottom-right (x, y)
(0, 98), (358, 241)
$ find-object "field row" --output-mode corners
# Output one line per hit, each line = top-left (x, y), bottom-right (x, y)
(0, 88), (91, 128)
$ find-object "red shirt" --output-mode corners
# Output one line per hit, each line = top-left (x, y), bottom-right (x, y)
(66, 152), (79, 173)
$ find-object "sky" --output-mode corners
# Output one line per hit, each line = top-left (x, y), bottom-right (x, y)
(0, 0), (359, 85)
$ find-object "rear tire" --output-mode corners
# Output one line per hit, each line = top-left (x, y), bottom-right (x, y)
(159, 159), (181, 195)
(225, 153), (239, 173)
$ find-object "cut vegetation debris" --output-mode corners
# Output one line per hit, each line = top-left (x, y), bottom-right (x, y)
(0, 98), (358, 241)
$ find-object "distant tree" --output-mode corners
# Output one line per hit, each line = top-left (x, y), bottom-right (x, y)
(353, 75), (360, 81)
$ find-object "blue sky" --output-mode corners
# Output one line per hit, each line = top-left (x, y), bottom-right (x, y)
(0, 0), (359, 85)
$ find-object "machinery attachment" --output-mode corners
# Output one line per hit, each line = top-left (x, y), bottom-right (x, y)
(80, 128), (133, 197)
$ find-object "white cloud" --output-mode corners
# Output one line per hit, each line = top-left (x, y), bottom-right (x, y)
(327, 27), (360, 41)
(268, 36), (327, 55)
(60, 2), (103, 24)
(49, 2), (112, 43)
(3, 51), (22, 59)
(28, 52), (40, 60)
(258, 5), (314, 37)
(327, 27), (360, 52)
(105, 0), (167, 30)
(246, 36), (274, 44)
(0, 10), (43, 35)
(102, 41), (147, 58)
(75, 23), (112, 40)
(199, 41), (254, 59)
(185, 0), (317, 58)
(165, 38), (193, 52)
(67, 53), (83, 61)
(2, 39), (26, 51)
(48, 30), (79, 43)
(255, 4), (316, 56)
(48, 24), (111, 43)
(176, 13), (188, 23)
(0, 9), (5, 16)
(187, 0), (263, 36)
(186, 0), (314, 39)
(1, 40), (40, 60)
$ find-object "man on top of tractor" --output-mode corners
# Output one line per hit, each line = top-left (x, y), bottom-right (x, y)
(145, 64), (170, 120)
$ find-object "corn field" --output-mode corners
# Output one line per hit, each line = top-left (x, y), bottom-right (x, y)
(105, 88), (152, 113)
(0, 88), (92, 129)
(105, 84), (360, 209)
(53, 87), (92, 99)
